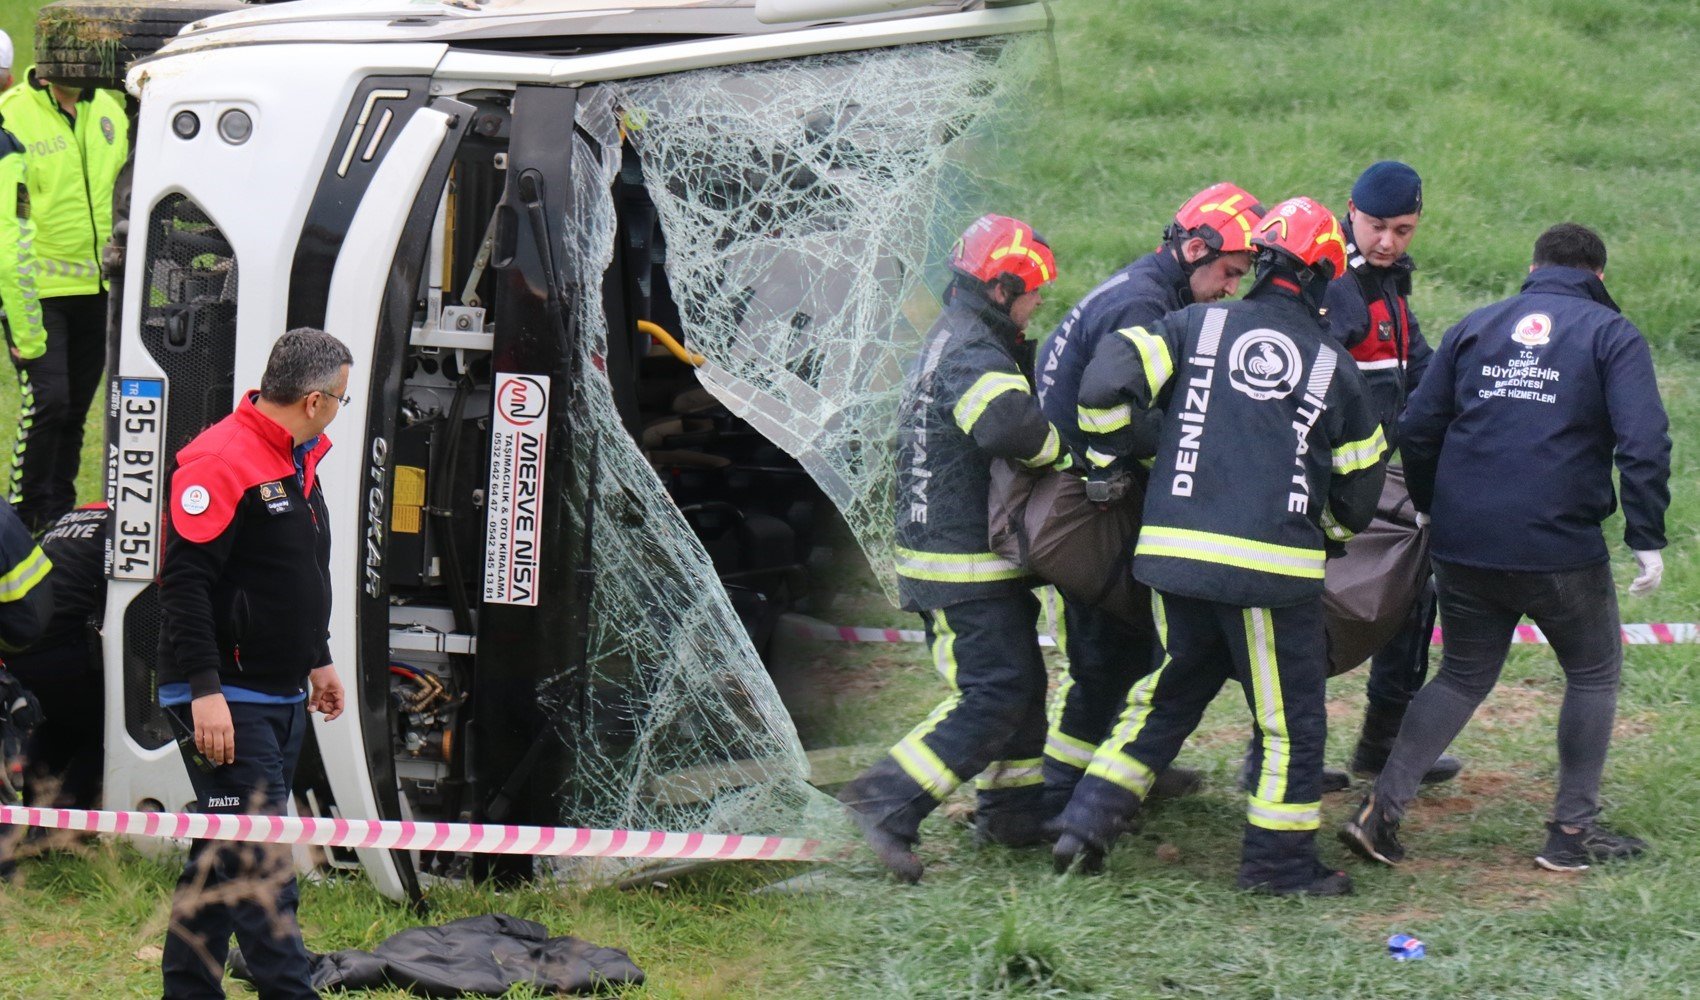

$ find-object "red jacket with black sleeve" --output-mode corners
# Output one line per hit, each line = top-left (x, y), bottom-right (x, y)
(156, 395), (333, 700)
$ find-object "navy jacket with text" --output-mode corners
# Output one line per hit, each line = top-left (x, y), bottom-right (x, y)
(1035, 249), (1191, 457)
(156, 396), (334, 699)
(1078, 282), (1389, 608)
(1398, 266), (1670, 572)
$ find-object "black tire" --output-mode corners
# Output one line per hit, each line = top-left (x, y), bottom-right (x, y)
(34, 0), (249, 92)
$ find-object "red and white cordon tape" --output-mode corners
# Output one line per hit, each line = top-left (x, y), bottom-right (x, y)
(0, 804), (821, 862)
(785, 617), (1700, 647)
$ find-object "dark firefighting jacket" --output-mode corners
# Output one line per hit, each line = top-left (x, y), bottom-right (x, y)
(1078, 283), (1388, 608)
(1036, 249), (1190, 456)
(894, 287), (1067, 611)
(1399, 266), (1670, 572)
(1321, 217), (1432, 439)
(0, 500), (52, 654)
(157, 396), (334, 699)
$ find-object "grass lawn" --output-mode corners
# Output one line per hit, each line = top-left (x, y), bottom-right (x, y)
(4, 0), (1700, 997)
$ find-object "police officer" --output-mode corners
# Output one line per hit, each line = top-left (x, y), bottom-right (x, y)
(839, 214), (1067, 882)
(1032, 183), (1265, 817)
(0, 67), (127, 532)
(1052, 197), (1387, 896)
(1341, 223), (1669, 873)
(157, 329), (351, 1000)
(1323, 160), (1460, 788)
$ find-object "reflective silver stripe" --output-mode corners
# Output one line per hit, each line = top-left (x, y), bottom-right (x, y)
(1332, 426), (1388, 473)
(1306, 343), (1337, 401)
(1085, 748), (1154, 796)
(1246, 796), (1320, 831)
(894, 547), (1024, 583)
(40, 259), (97, 278)
(1320, 506), (1354, 542)
(1077, 403), (1133, 433)
(976, 759), (1044, 789)
(1355, 357), (1402, 371)
(1044, 733), (1096, 767)
(1085, 447), (1116, 468)
(1022, 425), (1061, 468)
(1197, 307), (1227, 357)
(1137, 526), (1325, 578)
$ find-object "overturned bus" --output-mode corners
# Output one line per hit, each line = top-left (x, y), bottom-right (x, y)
(90, 0), (1049, 901)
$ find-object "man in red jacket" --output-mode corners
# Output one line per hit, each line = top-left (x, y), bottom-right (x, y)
(157, 328), (352, 1000)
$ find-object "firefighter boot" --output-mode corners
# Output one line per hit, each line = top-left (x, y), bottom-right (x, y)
(1236, 826), (1353, 897)
(1350, 701), (1461, 785)
(976, 784), (1051, 847)
(837, 768), (925, 884)
(1050, 777), (1139, 876)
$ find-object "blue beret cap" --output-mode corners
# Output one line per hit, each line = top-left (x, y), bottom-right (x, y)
(1351, 161), (1423, 218)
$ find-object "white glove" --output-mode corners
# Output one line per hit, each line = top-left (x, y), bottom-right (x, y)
(1629, 549), (1664, 597)
(1413, 511), (1430, 528)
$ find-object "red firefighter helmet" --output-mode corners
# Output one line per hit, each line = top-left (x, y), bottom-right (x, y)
(1251, 196), (1348, 281)
(1166, 182), (1266, 254)
(950, 214), (1058, 295)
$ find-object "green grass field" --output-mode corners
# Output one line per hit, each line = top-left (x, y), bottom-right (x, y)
(3, 0), (1700, 997)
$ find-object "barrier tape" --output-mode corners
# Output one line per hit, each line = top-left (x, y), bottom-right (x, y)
(0, 804), (822, 862)
(785, 618), (1699, 647)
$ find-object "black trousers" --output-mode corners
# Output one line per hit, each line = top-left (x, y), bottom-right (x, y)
(9, 293), (107, 532)
(4, 638), (103, 807)
(162, 701), (316, 1000)
(842, 591), (1049, 841)
(1041, 591), (1159, 817)
(1375, 559), (1622, 827)
(1056, 592), (1329, 883)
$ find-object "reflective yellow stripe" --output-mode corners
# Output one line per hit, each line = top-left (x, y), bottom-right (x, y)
(1077, 402), (1133, 434)
(1247, 795), (1320, 831)
(1136, 527), (1325, 579)
(1044, 730), (1097, 769)
(1332, 425), (1388, 474)
(0, 547), (51, 602)
(889, 609), (968, 800)
(1022, 425), (1062, 468)
(952, 372), (1030, 435)
(1117, 326), (1175, 398)
(976, 757), (1044, 790)
(895, 547), (1025, 583)
(1085, 747), (1155, 796)
(1086, 590), (1169, 796)
(1320, 506), (1355, 543)
(1244, 608), (1289, 803)
(1085, 447), (1117, 469)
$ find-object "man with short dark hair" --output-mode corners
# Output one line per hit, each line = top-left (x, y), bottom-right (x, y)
(158, 327), (353, 999)
(1341, 223), (1670, 873)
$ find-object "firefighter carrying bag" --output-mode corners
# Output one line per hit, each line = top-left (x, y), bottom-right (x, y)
(988, 459), (1146, 627)
(1323, 465), (1429, 677)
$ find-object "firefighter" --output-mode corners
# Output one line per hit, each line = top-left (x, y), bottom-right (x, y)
(0, 497), (54, 878)
(1032, 183), (1265, 818)
(1323, 160), (1460, 788)
(839, 214), (1067, 882)
(1051, 197), (1387, 895)
(0, 68), (128, 532)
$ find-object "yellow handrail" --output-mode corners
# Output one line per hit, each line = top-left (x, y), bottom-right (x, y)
(638, 319), (705, 367)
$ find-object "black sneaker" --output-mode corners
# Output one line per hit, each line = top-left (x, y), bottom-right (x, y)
(1237, 862), (1354, 897)
(1535, 822), (1647, 872)
(1338, 792), (1406, 866)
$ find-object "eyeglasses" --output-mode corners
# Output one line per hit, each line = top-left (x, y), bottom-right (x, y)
(315, 389), (352, 406)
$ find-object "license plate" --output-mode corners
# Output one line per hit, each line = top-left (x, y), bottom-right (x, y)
(107, 377), (167, 580)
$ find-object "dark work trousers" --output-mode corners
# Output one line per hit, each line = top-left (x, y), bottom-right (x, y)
(1056, 592), (1330, 886)
(841, 591), (1049, 842)
(162, 700), (316, 1000)
(1374, 559), (1621, 828)
(4, 639), (103, 807)
(1041, 591), (1159, 818)
(1364, 576), (1438, 711)
(9, 293), (108, 533)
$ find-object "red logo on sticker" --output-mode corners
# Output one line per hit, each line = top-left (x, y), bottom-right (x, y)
(497, 376), (548, 427)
